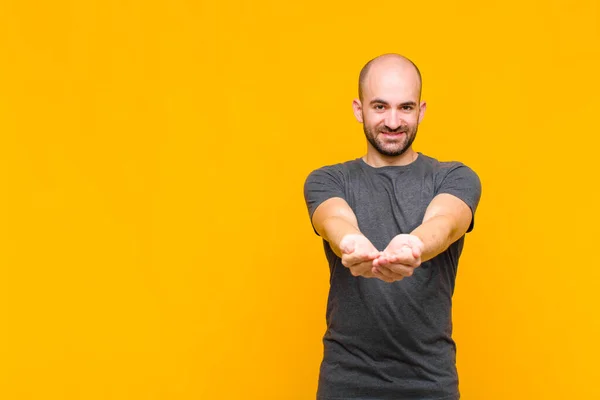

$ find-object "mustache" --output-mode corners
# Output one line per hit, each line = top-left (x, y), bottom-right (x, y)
(379, 127), (408, 133)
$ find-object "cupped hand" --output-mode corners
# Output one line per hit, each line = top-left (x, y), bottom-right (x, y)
(339, 234), (380, 278)
(372, 234), (424, 283)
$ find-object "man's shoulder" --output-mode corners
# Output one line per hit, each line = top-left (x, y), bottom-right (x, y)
(308, 158), (362, 175)
(418, 153), (481, 198)
(418, 153), (474, 173)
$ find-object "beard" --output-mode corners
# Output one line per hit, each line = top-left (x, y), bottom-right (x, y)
(363, 122), (418, 157)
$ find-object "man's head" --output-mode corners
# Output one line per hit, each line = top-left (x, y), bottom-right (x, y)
(353, 54), (426, 158)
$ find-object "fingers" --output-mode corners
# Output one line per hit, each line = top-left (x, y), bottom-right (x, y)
(383, 234), (424, 263)
(341, 249), (378, 276)
(346, 260), (376, 277)
(339, 233), (423, 282)
(342, 250), (379, 268)
(372, 253), (387, 268)
(383, 263), (416, 277)
(372, 265), (403, 282)
(362, 270), (376, 279)
(366, 234), (424, 283)
(372, 250), (418, 282)
(385, 246), (421, 267)
(340, 236), (380, 277)
(373, 254), (406, 282)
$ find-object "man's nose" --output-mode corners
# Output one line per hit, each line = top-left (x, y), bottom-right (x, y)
(384, 110), (403, 130)
(385, 111), (402, 130)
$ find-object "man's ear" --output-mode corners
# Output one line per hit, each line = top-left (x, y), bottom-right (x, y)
(418, 101), (427, 124)
(352, 99), (364, 123)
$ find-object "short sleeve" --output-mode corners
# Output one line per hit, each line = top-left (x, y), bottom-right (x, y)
(303, 166), (346, 235)
(436, 164), (482, 233)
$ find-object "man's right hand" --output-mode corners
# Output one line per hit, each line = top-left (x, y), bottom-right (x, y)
(339, 234), (380, 278)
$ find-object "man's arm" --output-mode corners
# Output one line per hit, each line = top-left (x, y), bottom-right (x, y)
(312, 197), (379, 278)
(372, 193), (474, 281)
(311, 197), (360, 258)
(410, 193), (473, 262)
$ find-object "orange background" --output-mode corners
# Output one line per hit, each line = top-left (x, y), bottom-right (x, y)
(1, 0), (599, 399)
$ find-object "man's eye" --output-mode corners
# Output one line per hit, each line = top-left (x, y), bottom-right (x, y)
(402, 106), (413, 111)
(374, 105), (385, 110)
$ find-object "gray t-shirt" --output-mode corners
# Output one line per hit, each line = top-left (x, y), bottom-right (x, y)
(303, 153), (482, 400)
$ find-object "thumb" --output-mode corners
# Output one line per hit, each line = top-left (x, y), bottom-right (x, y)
(411, 246), (422, 259)
(339, 236), (355, 254)
(408, 236), (424, 257)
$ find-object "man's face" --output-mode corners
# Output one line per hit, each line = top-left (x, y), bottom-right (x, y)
(355, 64), (425, 157)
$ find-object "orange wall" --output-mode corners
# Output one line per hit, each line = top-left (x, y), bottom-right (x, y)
(1, 1), (599, 399)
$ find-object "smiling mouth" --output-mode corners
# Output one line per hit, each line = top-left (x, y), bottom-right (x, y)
(381, 131), (406, 136)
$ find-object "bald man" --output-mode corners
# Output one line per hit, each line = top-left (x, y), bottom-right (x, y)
(304, 54), (482, 400)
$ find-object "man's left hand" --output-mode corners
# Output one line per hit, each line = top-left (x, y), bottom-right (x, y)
(372, 234), (424, 283)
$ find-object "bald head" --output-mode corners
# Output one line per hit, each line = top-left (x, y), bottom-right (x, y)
(358, 54), (422, 102)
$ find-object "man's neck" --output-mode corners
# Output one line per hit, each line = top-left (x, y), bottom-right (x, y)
(363, 148), (418, 168)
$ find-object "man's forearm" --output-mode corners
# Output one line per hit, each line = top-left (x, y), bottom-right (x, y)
(319, 216), (362, 258)
(410, 215), (456, 262)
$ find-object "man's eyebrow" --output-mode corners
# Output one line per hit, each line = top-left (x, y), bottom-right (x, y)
(369, 99), (417, 107)
(400, 101), (418, 107)
(369, 98), (389, 105)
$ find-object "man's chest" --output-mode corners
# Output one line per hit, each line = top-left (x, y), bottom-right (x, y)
(345, 174), (436, 249)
